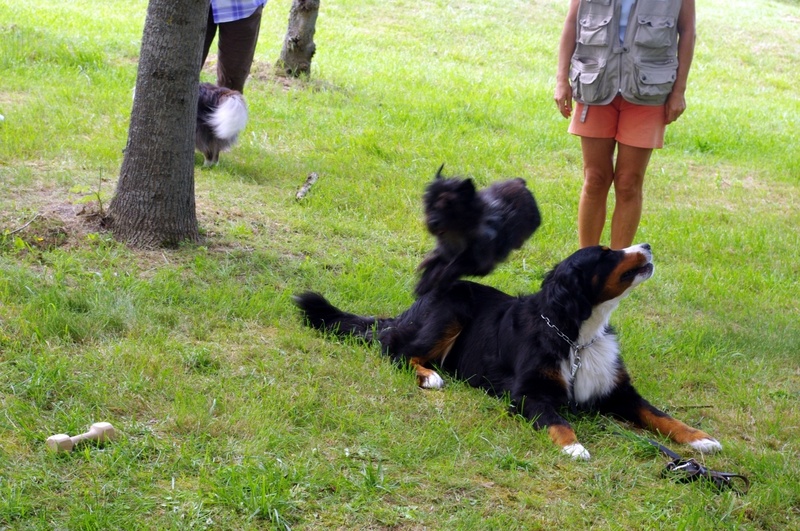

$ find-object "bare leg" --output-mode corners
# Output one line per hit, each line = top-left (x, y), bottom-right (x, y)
(578, 137), (616, 248)
(609, 143), (652, 249)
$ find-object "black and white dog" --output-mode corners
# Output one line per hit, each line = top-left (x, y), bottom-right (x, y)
(295, 244), (722, 460)
(195, 82), (248, 166)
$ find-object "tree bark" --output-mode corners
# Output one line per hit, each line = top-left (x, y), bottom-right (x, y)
(276, 0), (320, 77)
(107, 0), (207, 248)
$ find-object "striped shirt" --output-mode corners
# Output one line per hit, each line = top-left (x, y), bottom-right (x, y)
(211, 0), (267, 24)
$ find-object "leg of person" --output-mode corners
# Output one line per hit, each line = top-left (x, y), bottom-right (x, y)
(201, 5), (218, 70)
(578, 137), (617, 248)
(569, 97), (623, 248)
(609, 144), (652, 249)
(609, 99), (666, 248)
(216, 6), (264, 92)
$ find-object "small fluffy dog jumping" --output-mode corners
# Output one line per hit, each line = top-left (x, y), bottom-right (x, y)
(295, 244), (722, 460)
(416, 166), (541, 296)
(195, 82), (248, 166)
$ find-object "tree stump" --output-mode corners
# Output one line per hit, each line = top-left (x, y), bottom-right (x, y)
(276, 0), (320, 77)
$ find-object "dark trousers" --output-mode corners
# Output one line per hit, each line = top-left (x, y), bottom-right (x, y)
(201, 5), (264, 93)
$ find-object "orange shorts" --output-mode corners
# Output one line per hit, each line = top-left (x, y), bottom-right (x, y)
(568, 94), (667, 149)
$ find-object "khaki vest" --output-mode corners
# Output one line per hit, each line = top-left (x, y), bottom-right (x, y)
(570, 0), (682, 107)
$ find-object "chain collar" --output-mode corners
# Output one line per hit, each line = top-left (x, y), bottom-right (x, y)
(540, 314), (600, 377)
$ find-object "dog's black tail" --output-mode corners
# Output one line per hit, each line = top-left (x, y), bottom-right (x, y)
(293, 292), (391, 341)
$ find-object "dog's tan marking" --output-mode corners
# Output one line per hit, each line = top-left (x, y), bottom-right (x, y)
(637, 407), (713, 444)
(600, 252), (648, 301)
(542, 367), (568, 391)
(548, 424), (578, 448)
(409, 321), (462, 388)
(410, 359), (443, 388)
(432, 321), (463, 365)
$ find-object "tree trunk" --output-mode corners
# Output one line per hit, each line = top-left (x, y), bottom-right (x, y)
(276, 0), (320, 77)
(107, 0), (207, 248)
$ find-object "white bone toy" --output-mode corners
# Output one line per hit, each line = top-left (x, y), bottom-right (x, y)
(46, 422), (116, 453)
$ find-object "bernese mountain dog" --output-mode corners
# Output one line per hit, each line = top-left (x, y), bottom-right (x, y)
(294, 244), (722, 460)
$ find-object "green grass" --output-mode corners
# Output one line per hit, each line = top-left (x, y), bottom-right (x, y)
(1, 0), (799, 528)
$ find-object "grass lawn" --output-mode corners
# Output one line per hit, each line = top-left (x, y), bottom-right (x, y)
(0, 0), (798, 529)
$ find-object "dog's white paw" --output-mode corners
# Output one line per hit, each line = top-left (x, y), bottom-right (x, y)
(563, 443), (591, 460)
(420, 371), (445, 389)
(690, 438), (722, 454)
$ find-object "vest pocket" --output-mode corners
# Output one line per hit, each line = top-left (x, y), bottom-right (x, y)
(570, 57), (612, 104)
(633, 61), (677, 102)
(578, 14), (612, 46)
(633, 15), (675, 48)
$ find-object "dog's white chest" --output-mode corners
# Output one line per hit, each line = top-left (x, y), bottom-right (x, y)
(562, 336), (619, 405)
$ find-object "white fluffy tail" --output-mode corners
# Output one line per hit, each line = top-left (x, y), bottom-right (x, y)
(209, 94), (248, 140)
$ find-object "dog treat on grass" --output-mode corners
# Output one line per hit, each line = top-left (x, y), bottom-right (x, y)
(46, 422), (117, 453)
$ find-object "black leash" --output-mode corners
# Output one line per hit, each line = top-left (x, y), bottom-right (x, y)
(645, 438), (750, 495)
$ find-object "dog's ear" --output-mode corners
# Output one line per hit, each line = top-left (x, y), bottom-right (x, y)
(435, 163), (446, 180)
(543, 260), (594, 322)
(459, 178), (476, 195)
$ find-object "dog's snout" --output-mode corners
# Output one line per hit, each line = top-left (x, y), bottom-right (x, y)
(623, 243), (653, 266)
(624, 243), (652, 256)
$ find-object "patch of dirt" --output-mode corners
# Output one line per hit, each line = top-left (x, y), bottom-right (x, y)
(204, 54), (344, 94)
(249, 60), (307, 92)
(3, 196), (105, 251)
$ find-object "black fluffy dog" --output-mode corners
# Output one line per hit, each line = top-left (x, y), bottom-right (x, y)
(415, 166), (541, 295)
(295, 244), (722, 459)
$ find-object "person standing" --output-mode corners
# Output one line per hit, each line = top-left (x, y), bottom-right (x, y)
(202, 0), (268, 93)
(554, 0), (696, 249)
